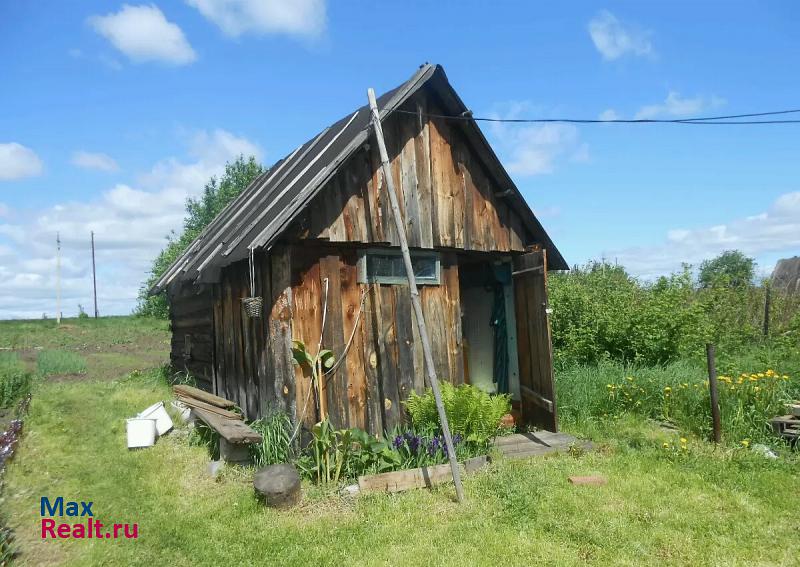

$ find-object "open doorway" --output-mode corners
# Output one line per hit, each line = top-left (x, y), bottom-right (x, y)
(458, 258), (520, 401)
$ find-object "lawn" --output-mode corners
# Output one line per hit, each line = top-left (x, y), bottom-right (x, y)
(2, 318), (799, 566)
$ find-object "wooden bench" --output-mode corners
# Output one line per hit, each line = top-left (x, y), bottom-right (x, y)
(173, 385), (262, 464)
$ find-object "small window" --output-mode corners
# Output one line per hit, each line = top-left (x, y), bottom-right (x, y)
(359, 250), (440, 285)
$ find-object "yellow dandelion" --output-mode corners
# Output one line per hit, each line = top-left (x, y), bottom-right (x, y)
(741, 439), (750, 448)
(782, 375), (789, 380)
(662, 442), (669, 449)
(680, 437), (687, 444)
(664, 386), (672, 392)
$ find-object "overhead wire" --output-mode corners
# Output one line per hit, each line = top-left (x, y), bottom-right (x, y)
(392, 108), (800, 125)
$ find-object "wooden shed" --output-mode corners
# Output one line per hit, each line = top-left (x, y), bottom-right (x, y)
(151, 64), (567, 436)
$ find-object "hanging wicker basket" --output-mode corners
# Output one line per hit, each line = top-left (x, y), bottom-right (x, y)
(242, 296), (263, 318)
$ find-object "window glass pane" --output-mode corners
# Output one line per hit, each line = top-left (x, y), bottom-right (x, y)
(412, 257), (436, 279)
(365, 252), (438, 284)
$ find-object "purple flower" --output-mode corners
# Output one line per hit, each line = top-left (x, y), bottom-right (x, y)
(428, 436), (440, 457)
(452, 433), (463, 446)
(392, 435), (404, 449)
(408, 435), (421, 453)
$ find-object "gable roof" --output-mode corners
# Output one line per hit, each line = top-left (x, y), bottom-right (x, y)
(151, 64), (566, 294)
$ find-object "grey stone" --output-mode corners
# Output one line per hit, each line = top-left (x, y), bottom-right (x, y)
(254, 463), (301, 508)
(219, 438), (251, 464)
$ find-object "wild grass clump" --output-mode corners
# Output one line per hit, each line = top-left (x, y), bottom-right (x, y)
(249, 410), (292, 467)
(557, 357), (800, 446)
(36, 350), (86, 376)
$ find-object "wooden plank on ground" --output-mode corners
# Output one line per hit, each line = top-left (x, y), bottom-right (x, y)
(192, 408), (262, 444)
(173, 384), (235, 408)
(176, 395), (242, 420)
(358, 463), (464, 493)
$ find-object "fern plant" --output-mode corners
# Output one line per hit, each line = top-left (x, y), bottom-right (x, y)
(405, 383), (511, 446)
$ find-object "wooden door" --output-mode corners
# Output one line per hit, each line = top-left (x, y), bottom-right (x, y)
(512, 249), (558, 431)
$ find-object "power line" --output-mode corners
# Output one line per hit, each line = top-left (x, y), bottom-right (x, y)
(393, 108), (800, 125)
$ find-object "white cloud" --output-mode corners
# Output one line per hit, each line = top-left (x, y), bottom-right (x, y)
(0, 142), (44, 180)
(187, 0), (326, 39)
(599, 109), (619, 121)
(71, 151), (119, 172)
(0, 129), (261, 319)
(489, 102), (588, 176)
(88, 4), (196, 65)
(588, 10), (653, 61)
(611, 191), (800, 279)
(635, 91), (726, 120)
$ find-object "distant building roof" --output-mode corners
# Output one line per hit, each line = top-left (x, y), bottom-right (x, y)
(772, 256), (800, 293)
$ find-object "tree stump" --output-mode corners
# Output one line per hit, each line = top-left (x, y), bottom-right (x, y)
(253, 463), (301, 508)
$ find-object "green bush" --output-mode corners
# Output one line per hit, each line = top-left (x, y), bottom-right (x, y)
(0, 352), (31, 408)
(405, 382), (511, 446)
(548, 260), (800, 368)
(0, 369), (31, 408)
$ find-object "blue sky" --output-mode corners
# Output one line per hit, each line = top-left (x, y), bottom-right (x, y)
(1, 1), (799, 318)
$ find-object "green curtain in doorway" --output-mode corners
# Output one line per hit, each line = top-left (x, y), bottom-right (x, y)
(490, 263), (511, 394)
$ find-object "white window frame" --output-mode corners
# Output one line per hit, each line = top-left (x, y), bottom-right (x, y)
(357, 249), (441, 285)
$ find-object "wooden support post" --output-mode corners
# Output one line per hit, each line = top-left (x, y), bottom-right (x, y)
(367, 88), (464, 503)
(706, 344), (722, 444)
(763, 284), (771, 337)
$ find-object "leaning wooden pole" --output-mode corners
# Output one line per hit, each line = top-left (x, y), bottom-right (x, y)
(367, 88), (465, 502)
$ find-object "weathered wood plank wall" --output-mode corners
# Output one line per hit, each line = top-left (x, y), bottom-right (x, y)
(288, 245), (463, 434)
(209, 247), (295, 421)
(295, 93), (531, 253)
(169, 284), (215, 392)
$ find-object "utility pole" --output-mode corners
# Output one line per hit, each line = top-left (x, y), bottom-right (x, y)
(91, 231), (99, 318)
(56, 232), (61, 324)
(367, 88), (464, 502)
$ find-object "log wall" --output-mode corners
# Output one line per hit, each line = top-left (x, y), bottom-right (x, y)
(169, 283), (215, 392)
(208, 246), (295, 421)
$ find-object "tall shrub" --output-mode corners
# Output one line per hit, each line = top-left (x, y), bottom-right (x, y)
(136, 156), (264, 318)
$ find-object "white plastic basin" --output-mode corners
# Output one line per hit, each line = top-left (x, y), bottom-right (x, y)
(138, 401), (173, 436)
(127, 418), (157, 449)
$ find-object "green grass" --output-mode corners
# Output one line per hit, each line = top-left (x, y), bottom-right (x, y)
(36, 350), (87, 376)
(0, 316), (169, 350)
(3, 367), (799, 566)
(2, 318), (800, 566)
